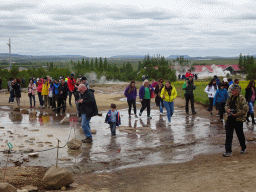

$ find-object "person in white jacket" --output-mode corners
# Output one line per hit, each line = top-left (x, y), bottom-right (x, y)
(204, 78), (218, 116)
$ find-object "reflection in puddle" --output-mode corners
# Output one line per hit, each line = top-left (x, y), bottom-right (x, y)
(0, 107), (249, 173)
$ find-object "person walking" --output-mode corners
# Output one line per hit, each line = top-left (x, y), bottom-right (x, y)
(139, 80), (154, 119)
(213, 83), (229, 121)
(223, 84), (248, 157)
(8, 78), (14, 103)
(245, 80), (256, 124)
(57, 78), (69, 114)
(37, 79), (44, 108)
(0, 77), (2, 90)
(81, 76), (90, 89)
(77, 84), (98, 143)
(28, 79), (37, 108)
(12, 78), (21, 106)
(124, 80), (138, 118)
(67, 73), (76, 107)
(204, 78), (218, 116)
(154, 78), (164, 115)
(41, 77), (50, 109)
(228, 79), (240, 96)
(105, 103), (121, 136)
(182, 76), (196, 115)
(160, 80), (177, 125)
(52, 79), (60, 110)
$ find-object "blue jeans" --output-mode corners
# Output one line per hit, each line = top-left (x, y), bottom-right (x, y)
(81, 114), (92, 138)
(159, 101), (163, 113)
(110, 122), (116, 136)
(29, 95), (35, 106)
(9, 90), (14, 102)
(249, 100), (255, 114)
(163, 101), (174, 122)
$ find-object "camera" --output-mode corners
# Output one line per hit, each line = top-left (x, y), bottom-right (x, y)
(228, 109), (236, 116)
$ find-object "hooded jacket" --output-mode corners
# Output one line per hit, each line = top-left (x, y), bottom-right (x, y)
(160, 85), (177, 103)
(204, 85), (218, 98)
(213, 88), (228, 105)
(41, 81), (50, 96)
(67, 77), (76, 92)
(124, 86), (137, 101)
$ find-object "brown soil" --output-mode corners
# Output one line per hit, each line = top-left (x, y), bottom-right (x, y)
(0, 83), (256, 191)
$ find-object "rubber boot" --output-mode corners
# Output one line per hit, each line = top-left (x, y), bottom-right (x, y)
(251, 113), (255, 124)
(246, 112), (250, 122)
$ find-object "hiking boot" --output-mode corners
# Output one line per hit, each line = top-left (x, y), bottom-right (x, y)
(135, 115), (138, 118)
(129, 115), (131, 119)
(241, 147), (247, 154)
(70, 104), (73, 107)
(147, 116), (152, 119)
(139, 112), (142, 117)
(81, 138), (93, 143)
(223, 152), (232, 157)
(192, 111), (197, 115)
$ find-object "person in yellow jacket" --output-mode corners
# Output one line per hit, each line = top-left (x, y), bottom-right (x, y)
(160, 80), (177, 125)
(41, 77), (50, 108)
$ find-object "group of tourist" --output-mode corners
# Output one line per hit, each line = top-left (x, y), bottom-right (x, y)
(123, 71), (255, 158)
(5, 71), (256, 156)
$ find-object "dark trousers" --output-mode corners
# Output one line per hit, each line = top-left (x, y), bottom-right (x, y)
(140, 99), (150, 116)
(69, 91), (74, 105)
(0, 83), (1, 90)
(110, 122), (116, 136)
(29, 95), (35, 106)
(127, 99), (136, 116)
(185, 93), (195, 113)
(49, 97), (53, 107)
(38, 92), (44, 106)
(57, 97), (66, 113)
(208, 98), (214, 111)
(216, 102), (226, 119)
(225, 117), (246, 153)
(9, 90), (14, 102)
(52, 95), (58, 109)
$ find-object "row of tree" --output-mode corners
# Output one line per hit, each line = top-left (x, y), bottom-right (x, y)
(238, 53), (256, 79)
(0, 55), (177, 89)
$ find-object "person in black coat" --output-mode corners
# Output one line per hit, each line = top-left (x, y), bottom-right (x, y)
(12, 78), (21, 106)
(154, 78), (164, 115)
(77, 84), (98, 143)
(57, 78), (69, 114)
(245, 80), (256, 124)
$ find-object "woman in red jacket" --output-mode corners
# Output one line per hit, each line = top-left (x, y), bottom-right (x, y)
(37, 79), (44, 108)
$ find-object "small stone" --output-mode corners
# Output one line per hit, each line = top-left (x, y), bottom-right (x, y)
(28, 153), (39, 157)
(37, 144), (44, 147)
(9, 136), (14, 138)
(30, 111), (37, 116)
(0, 127), (5, 129)
(23, 158), (30, 162)
(29, 143), (35, 145)
(24, 149), (34, 153)
(61, 186), (67, 191)
(18, 145), (24, 148)
(21, 185), (38, 191)
(60, 116), (70, 125)
(23, 127), (28, 130)
(30, 129), (39, 132)
(17, 188), (28, 192)
(44, 141), (52, 144)
(47, 134), (53, 137)
(91, 129), (97, 134)
(29, 137), (35, 140)
(13, 106), (20, 111)
(20, 108), (29, 114)
(49, 145), (54, 147)
(59, 157), (71, 161)
(36, 141), (44, 144)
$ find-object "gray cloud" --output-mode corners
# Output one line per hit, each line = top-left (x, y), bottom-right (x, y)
(0, 3), (37, 11)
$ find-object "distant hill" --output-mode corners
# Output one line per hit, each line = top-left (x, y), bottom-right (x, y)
(109, 55), (145, 59)
(0, 53), (87, 63)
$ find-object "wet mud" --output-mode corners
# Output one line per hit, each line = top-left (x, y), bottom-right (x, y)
(2, 103), (252, 175)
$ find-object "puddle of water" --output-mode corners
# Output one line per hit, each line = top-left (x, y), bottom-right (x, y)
(0, 106), (253, 173)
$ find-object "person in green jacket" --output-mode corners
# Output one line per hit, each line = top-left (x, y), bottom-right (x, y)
(182, 76), (196, 115)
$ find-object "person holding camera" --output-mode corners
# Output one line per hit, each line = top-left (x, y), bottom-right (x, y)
(223, 84), (248, 157)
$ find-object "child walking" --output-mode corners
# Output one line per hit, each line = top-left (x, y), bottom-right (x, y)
(213, 83), (229, 121)
(105, 104), (121, 136)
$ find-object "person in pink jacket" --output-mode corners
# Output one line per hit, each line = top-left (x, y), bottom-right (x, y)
(37, 79), (43, 108)
(28, 79), (37, 108)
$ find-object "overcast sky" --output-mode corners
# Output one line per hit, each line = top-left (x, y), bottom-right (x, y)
(0, 0), (256, 57)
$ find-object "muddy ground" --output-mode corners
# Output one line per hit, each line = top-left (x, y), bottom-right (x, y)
(0, 83), (256, 191)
